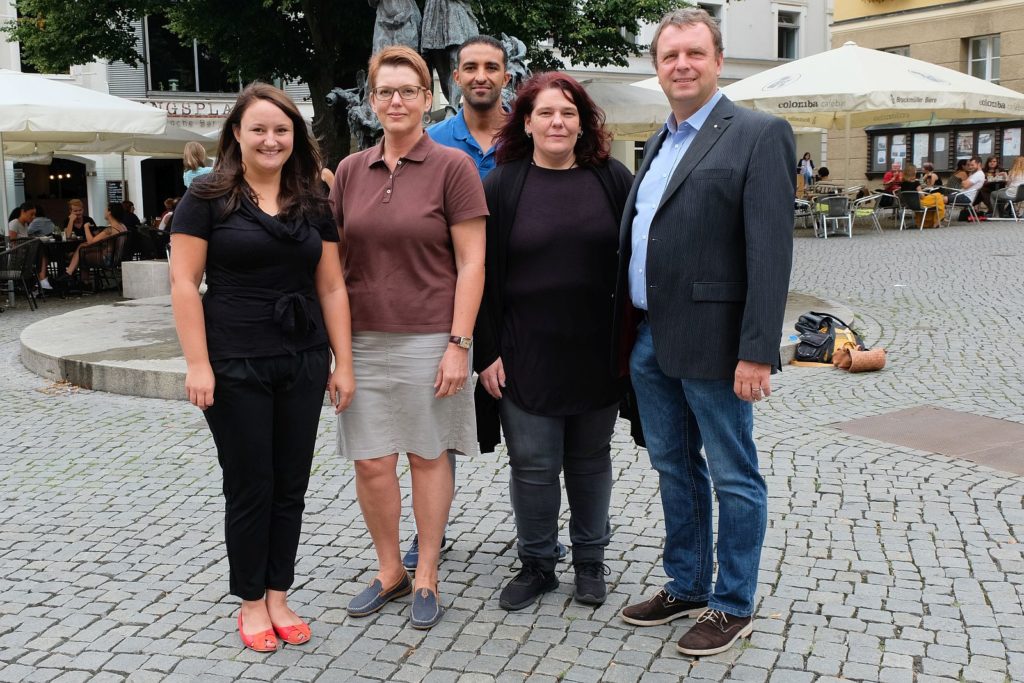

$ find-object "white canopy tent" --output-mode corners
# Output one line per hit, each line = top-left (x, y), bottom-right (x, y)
(580, 80), (671, 141)
(0, 69), (166, 223)
(633, 42), (1024, 179)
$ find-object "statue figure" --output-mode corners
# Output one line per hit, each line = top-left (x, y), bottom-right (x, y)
(327, 71), (382, 151)
(499, 33), (530, 108)
(421, 0), (478, 109)
(369, 0), (422, 54)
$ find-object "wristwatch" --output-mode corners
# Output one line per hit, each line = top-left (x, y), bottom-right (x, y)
(449, 335), (473, 350)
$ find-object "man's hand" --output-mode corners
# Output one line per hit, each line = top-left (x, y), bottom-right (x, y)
(734, 360), (772, 402)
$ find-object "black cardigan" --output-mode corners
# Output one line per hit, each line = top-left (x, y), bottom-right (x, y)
(473, 157), (642, 452)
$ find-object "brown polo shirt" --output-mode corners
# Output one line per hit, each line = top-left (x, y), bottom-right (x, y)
(330, 133), (488, 333)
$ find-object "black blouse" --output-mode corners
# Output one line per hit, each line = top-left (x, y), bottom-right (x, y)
(499, 165), (621, 415)
(171, 186), (339, 361)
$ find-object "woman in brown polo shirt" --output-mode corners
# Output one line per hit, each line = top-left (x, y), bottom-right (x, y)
(329, 45), (487, 630)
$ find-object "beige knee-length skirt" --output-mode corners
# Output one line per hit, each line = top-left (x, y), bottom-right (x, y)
(336, 331), (478, 461)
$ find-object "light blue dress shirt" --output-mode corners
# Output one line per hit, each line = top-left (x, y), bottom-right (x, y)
(629, 90), (723, 310)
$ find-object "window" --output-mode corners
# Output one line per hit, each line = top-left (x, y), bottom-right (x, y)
(698, 2), (722, 20)
(145, 13), (240, 93)
(883, 46), (910, 57)
(932, 133), (950, 171)
(1003, 128), (1021, 169)
(778, 11), (799, 60)
(872, 136), (889, 173)
(968, 35), (1000, 83)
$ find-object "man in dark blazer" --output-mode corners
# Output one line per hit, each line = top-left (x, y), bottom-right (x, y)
(615, 8), (794, 657)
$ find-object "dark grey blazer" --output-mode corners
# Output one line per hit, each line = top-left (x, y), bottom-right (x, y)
(613, 95), (795, 380)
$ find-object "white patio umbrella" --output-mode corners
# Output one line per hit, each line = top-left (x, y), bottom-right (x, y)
(55, 125), (217, 158)
(580, 80), (671, 141)
(0, 69), (166, 224)
(55, 126), (218, 199)
(634, 42), (1024, 179)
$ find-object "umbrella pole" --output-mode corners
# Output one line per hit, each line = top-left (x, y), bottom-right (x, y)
(844, 113), (852, 189)
(0, 132), (9, 230)
(121, 152), (127, 202)
(0, 132), (13, 308)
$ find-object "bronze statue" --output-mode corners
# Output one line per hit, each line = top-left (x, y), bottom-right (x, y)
(421, 0), (478, 109)
(500, 33), (529, 108)
(369, 0), (421, 54)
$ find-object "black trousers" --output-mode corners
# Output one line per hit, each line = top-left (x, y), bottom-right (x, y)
(204, 346), (329, 600)
(498, 396), (618, 571)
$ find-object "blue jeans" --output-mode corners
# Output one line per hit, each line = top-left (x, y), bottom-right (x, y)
(629, 322), (767, 617)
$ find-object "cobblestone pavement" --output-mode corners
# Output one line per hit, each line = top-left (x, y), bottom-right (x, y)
(2, 221), (1024, 683)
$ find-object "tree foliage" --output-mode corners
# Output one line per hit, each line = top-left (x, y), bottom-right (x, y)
(3, 0), (675, 162)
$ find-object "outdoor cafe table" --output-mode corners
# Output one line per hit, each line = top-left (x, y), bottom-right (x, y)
(41, 237), (82, 278)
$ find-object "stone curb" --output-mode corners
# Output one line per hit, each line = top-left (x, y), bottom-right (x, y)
(20, 292), (853, 400)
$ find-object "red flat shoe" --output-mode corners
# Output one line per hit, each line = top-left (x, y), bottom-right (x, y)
(238, 612), (278, 652)
(272, 620), (311, 645)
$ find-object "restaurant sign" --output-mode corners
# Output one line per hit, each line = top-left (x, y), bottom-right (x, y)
(145, 100), (234, 118)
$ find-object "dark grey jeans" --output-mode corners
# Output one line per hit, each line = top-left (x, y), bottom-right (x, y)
(499, 396), (619, 571)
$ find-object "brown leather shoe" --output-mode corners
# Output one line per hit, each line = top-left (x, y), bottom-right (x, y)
(620, 589), (707, 626)
(676, 609), (753, 656)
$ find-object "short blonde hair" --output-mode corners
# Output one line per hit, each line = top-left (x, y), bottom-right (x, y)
(183, 141), (208, 171)
(368, 45), (432, 92)
(67, 198), (83, 210)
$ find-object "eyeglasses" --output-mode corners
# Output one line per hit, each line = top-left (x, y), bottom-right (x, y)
(371, 85), (427, 100)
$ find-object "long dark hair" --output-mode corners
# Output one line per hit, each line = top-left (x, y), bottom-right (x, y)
(191, 82), (327, 220)
(495, 72), (611, 168)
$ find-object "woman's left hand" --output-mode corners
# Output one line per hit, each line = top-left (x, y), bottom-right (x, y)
(434, 346), (470, 398)
(328, 363), (356, 414)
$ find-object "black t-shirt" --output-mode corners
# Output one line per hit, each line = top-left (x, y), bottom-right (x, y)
(171, 186), (339, 361)
(500, 166), (620, 415)
(68, 215), (97, 239)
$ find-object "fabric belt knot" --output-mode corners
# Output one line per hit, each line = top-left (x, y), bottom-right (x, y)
(273, 292), (317, 348)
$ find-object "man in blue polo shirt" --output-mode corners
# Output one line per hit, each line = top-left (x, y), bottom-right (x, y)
(427, 35), (510, 180)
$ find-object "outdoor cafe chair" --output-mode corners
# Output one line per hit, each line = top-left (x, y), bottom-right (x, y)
(992, 190), (1024, 221)
(817, 195), (853, 239)
(898, 191), (931, 231)
(943, 190), (980, 226)
(0, 238), (41, 312)
(78, 231), (130, 293)
(794, 198), (816, 230)
(852, 194), (884, 234)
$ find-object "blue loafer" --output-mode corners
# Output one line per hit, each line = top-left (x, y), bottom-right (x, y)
(410, 587), (444, 629)
(346, 572), (412, 617)
(402, 534), (449, 572)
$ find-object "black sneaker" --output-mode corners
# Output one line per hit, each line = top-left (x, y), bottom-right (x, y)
(573, 562), (610, 605)
(620, 588), (707, 626)
(498, 563), (558, 611)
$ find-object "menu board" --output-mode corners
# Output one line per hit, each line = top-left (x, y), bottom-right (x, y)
(106, 180), (125, 204)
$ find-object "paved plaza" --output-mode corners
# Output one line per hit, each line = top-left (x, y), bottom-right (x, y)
(2, 221), (1024, 682)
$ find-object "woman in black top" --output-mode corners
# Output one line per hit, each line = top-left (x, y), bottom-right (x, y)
(474, 72), (633, 612)
(170, 83), (354, 653)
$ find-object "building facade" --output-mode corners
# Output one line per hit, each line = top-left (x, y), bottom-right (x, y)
(564, 0), (834, 164)
(3, 1), (832, 219)
(1, 4), (311, 221)
(830, 0), (1024, 187)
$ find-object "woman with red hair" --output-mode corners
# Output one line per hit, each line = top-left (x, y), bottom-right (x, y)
(474, 71), (634, 611)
